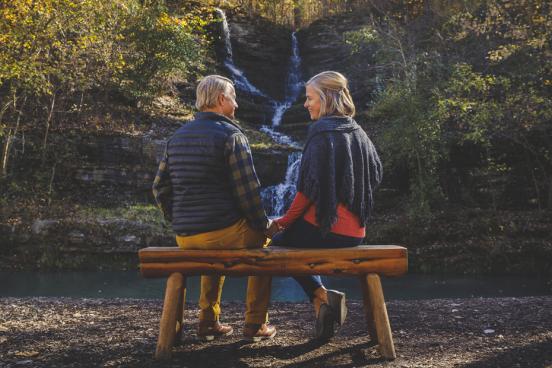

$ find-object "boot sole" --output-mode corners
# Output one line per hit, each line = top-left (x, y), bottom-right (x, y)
(314, 303), (334, 340)
(199, 329), (233, 342)
(327, 289), (347, 327)
(243, 329), (276, 342)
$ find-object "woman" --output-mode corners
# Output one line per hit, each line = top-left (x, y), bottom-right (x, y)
(271, 71), (382, 339)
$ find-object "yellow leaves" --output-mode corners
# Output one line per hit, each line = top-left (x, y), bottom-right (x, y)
(1, 11), (18, 25)
(487, 44), (520, 63)
(115, 53), (126, 71)
(526, 37), (546, 49)
(156, 12), (191, 31)
(157, 12), (173, 27)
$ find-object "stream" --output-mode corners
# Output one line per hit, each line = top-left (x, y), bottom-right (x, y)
(1, 271), (549, 301)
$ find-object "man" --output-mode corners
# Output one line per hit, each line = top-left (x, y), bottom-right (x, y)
(152, 75), (278, 341)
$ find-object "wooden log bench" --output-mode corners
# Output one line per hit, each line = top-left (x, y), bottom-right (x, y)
(139, 245), (408, 360)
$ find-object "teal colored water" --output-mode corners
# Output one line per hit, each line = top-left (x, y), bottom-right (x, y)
(0, 272), (549, 301)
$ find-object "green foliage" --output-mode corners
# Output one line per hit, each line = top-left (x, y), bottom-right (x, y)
(434, 63), (508, 148)
(343, 26), (379, 55)
(119, 3), (209, 101)
(0, 0), (213, 180)
(371, 78), (444, 217)
(77, 204), (166, 227)
(361, 0), (552, 214)
(0, 0), (209, 103)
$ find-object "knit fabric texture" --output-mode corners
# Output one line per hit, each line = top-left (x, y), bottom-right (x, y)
(297, 115), (383, 235)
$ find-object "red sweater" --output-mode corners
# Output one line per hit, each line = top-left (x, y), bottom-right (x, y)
(275, 192), (366, 238)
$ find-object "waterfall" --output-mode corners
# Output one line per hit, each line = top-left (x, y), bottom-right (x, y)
(271, 32), (303, 127)
(215, 9), (303, 217)
(269, 32), (302, 128)
(260, 32), (304, 217)
(258, 31), (303, 150)
(261, 152), (302, 217)
(215, 9), (269, 98)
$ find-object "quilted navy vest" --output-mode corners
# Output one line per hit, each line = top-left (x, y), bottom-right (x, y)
(166, 112), (243, 235)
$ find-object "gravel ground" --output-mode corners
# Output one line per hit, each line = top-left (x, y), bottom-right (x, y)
(0, 296), (551, 367)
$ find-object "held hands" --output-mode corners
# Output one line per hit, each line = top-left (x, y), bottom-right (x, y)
(265, 219), (283, 238)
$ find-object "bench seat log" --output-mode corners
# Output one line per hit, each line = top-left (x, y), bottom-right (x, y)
(139, 245), (407, 278)
(140, 245), (407, 361)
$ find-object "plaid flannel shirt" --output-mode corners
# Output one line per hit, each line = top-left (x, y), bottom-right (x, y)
(152, 132), (269, 231)
(152, 144), (173, 223)
(225, 132), (269, 230)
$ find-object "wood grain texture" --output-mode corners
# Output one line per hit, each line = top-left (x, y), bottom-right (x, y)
(174, 278), (186, 343)
(366, 273), (396, 360)
(139, 246), (407, 278)
(360, 275), (378, 341)
(155, 272), (184, 360)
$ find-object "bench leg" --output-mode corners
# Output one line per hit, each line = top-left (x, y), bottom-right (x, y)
(175, 278), (187, 343)
(362, 274), (396, 360)
(155, 272), (184, 360)
(359, 275), (378, 341)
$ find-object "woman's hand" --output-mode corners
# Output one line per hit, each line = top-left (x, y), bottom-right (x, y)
(265, 220), (283, 238)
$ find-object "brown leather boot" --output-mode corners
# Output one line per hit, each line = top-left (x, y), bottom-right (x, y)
(243, 323), (277, 342)
(198, 320), (233, 341)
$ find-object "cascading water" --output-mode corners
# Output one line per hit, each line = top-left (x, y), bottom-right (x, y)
(271, 32), (302, 127)
(215, 9), (269, 98)
(259, 33), (304, 217)
(259, 30), (303, 150)
(261, 151), (302, 217)
(216, 9), (303, 217)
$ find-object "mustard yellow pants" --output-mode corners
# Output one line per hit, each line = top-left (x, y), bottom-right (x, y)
(176, 219), (271, 324)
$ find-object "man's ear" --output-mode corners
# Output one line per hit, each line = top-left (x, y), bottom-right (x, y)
(217, 93), (225, 106)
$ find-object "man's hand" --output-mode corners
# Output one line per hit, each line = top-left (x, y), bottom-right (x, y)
(265, 220), (282, 238)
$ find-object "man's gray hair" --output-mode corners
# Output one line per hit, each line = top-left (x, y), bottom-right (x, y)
(195, 75), (234, 111)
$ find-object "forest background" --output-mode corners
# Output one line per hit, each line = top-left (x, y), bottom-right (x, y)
(0, 0), (551, 277)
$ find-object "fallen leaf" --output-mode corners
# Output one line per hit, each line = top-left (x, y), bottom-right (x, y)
(15, 351), (39, 357)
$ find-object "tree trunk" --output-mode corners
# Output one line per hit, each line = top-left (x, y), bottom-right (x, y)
(41, 92), (56, 162)
(1, 94), (25, 179)
(47, 161), (57, 206)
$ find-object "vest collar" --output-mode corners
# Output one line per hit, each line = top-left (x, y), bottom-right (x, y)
(194, 112), (243, 132)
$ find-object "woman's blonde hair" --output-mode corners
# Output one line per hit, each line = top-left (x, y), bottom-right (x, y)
(306, 71), (355, 118)
(195, 75), (234, 111)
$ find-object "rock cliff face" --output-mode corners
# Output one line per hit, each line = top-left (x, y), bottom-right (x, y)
(49, 132), (289, 198)
(219, 13), (293, 126)
(228, 15), (290, 101)
(297, 12), (379, 126)
(215, 10), (382, 138)
(73, 135), (164, 193)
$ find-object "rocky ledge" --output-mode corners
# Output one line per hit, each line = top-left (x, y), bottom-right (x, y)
(0, 296), (550, 367)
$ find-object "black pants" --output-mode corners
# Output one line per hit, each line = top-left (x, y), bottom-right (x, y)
(271, 219), (363, 300)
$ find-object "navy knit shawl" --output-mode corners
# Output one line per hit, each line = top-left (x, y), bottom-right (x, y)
(297, 116), (383, 235)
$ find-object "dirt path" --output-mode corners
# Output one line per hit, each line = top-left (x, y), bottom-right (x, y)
(1, 297), (551, 367)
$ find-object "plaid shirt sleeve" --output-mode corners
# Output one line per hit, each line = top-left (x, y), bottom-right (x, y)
(225, 133), (269, 231)
(152, 144), (173, 223)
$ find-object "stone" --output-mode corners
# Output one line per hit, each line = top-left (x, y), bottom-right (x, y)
(68, 231), (85, 242)
(31, 220), (59, 235)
